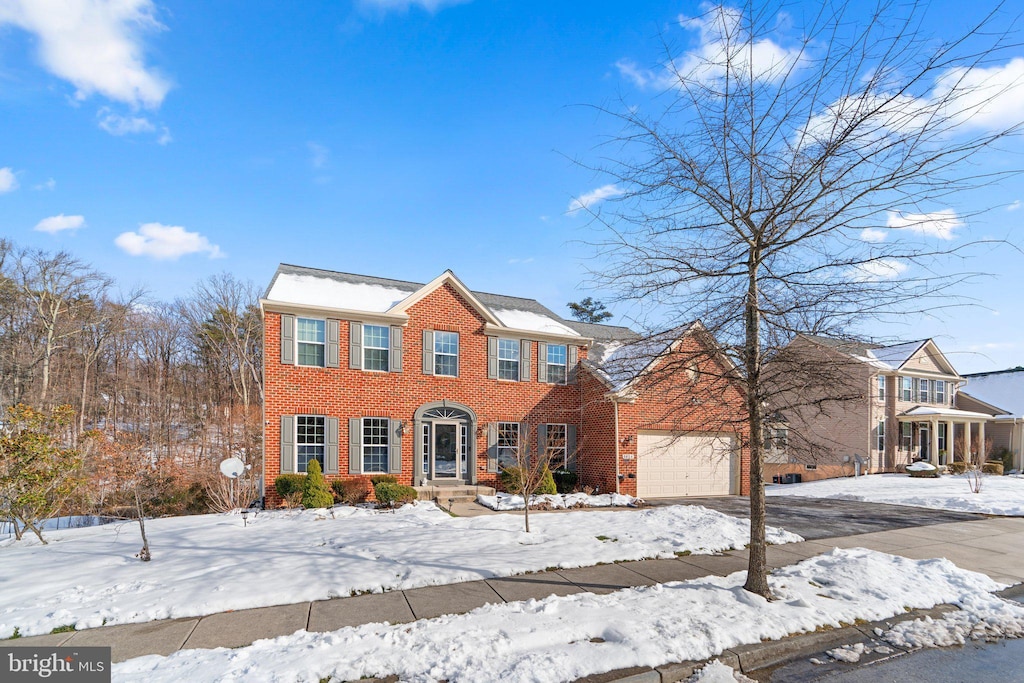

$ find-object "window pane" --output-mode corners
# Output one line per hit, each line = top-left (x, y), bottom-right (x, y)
(298, 342), (325, 367)
(498, 339), (519, 360)
(435, 332), (459, 355)
(435, 354), (458, 376)
(364, 348), (389, 371)
(498, 359), (519, 380)
(363, 325), (389, 349)
(547, 344), (567, 366)
(297, 416), (325, 473)
(546, 424), (567, 468)
(547, 364), (566, 384)
(363, 418), (390, 473)
(497, 422), (519, 469)
(297, 318), (325, 343)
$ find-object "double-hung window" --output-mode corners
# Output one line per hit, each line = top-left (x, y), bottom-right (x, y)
(297, 415), (325, 472)
(918, 379), (930, 403)
(876, 420), (885, 452)
(497, 422), (519, 469)
(546, 344), (567, 384)
(363, 325), (390, 371)
(434, 331), (459, 376)
(900, 377), (913, 402)
(877, 376), (886, 401)
(362, 418), (389, 473)
(901, 422), (912, 451)
(297, 318), (325, 367)
(498, 339), (520, 380)
(935, 380), (946, 405)
(545, 424), (568, 468)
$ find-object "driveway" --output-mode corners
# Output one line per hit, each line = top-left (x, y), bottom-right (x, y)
(644, 496), (987, 540)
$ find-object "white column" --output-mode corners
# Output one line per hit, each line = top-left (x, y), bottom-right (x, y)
(979, 421), (987, 463)
(931, 417), (940, 466)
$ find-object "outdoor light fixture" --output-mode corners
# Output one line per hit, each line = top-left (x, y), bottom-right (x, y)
(621, 435), (634, 446)
(240, 509), (250, 527)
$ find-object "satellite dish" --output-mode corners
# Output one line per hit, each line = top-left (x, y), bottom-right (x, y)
(220, 457), (246, 479)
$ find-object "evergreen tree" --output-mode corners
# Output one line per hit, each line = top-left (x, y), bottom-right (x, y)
(567, 297), (612, 323)
(301, 459), (334, 509)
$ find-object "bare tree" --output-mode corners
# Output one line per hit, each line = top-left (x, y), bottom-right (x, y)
(499, 422), (576, 532)
(584, 2), (1022, 596)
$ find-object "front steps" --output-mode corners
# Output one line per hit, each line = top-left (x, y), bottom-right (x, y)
(413, 484), (496, 504)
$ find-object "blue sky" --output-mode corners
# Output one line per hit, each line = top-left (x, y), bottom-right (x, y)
(0, 0), (1021, 373)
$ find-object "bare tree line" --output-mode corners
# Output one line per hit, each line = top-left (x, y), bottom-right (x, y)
(0, 238), (264, 515)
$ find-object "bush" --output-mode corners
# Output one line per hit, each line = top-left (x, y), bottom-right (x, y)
(947, 461), (968, 475)
(370, 474), (397, 485)
(301, 460), (334, 509)
(373, 481), (418, 507)
(908, 468), (940, 478)
(499, 466), (558, 495)
(331, 479), (369, 505)
(983, 461), (1004, 476)
(274, 474), (306, 499)
(552, 469), (578, 494)
(992, 447), (1013, 473)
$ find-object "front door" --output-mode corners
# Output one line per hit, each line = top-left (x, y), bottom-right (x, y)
(433, 421), (459, 479)
(919, 425), (930, 461)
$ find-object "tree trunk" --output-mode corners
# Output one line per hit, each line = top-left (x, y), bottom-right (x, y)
(743, 244), (770, 598)
(134, 488), (151, 561)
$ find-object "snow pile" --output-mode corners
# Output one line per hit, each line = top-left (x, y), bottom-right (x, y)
(824, 642), (891, 663)
(491, 308), (581, 336)
(881, 593), (1024, 649)
(267, 273), (414, 312)
(115, 549), (1012, 683)
(906, 461), (937, 472)
(477, 492), (640, 510)
(687, 660), (755, 682)
(767, 473), (1024, 515)
(0, 502), (800, 638)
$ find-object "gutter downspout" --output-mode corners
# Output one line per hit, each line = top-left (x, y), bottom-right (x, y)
(613, 399), (621, 495)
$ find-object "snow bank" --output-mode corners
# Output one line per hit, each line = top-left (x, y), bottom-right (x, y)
(114, 549), (1016, 683)
(906, 461), (937, 472)
(0, 502), (800, 638)
(477, 492), (640, 510)
(767, 473), (1024, 515)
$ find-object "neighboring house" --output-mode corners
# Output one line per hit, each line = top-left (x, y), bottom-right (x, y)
(958, 368), (1024, 471)
(767, 335), (995, 482)
(261, 264), (750, 504)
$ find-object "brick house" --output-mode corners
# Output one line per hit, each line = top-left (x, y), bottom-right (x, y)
(261, 264), (750, 504)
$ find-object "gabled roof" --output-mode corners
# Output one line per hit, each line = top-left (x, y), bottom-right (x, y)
(961, 368), (1024, 417)
(796, 334), (959, 376)
(262, 263), (624, 341)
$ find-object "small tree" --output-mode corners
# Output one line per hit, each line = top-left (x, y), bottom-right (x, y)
(0, 404), (82, 543)
(567, 297), (613, 324)
(500, 423), (571, 532)
(301, 459), (334, 509)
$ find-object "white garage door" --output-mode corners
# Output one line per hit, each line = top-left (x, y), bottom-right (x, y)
(637, 432), (737, 497)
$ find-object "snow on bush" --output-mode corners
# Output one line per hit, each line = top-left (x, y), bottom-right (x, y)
(906, 461), (937, 472)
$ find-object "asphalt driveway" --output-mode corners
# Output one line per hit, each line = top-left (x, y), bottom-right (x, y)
(644, 495), (987, 541)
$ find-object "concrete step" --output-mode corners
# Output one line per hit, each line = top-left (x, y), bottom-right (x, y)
(413, 485), (496, 503)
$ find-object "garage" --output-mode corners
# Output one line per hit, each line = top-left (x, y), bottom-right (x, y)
(636, 432), (739, 497)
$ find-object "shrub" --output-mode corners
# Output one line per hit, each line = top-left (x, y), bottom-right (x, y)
(908, 468), (939, 478)
(274, 474), (306, 500)
(947, 461), (968, 475)
(983, 461), (1004, 476)
(552, 469), (578, 494)
(331, 479), (369, 505)
(370, 474), (397, 485)
(301, 460), (334, 509)
(373, 481), (417, 507)
(499, 466), (558, 495)
(992, 447), (1013, 473)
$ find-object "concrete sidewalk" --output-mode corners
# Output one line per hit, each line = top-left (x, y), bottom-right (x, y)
(7, 516), (1024, 668)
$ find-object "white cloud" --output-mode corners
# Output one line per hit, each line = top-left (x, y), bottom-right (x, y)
(308, 142), (329, 169)
(157, 127), (172, 145)
(619, 6), (803, 90)
(359, 0), (469, 12)
(0, 167), (18, 193)
(32, 178), (56, 191)
(568, 184), (624, 214)
(34, 214), (85, 234)
(114, 223), (224, 260)
(932, 57), (1024, 132)
(97, 107), (155, 135)
(886, 209), (962, 240)
(859, 228), (887, 243)
(849, 259), (908, 282)
(1008, 200), (1021, 212)
(507, 257), (535, 265)
(0, 0), (170, 108)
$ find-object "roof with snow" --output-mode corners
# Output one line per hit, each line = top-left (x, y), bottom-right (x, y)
(962, 368), (1024, 418)
(582, 325), (700, 393)
(264, 264), (628, 340)
(799, 335), (954, 374)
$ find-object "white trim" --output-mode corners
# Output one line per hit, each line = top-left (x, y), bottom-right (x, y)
(482, 322), (591, 345)
(362, 323), (390, 373)
(544, 343), (568, 385)
(360, 416), (390, 474)
(295, 316), (326, 368)
(497, 338), (520, 382)
(295, 414), (326, 473)
(433, 330), (459, 377)
(261, 299), (408, 325)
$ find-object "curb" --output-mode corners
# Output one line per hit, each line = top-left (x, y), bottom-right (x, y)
(577, 603), (963, 683)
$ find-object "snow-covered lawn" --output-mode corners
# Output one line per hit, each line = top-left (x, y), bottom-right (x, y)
(767, 473), (1024, 515)
(477, 491), (639, 510)
(115, 548), (1024, 683)
(0, 502), (801, 638)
